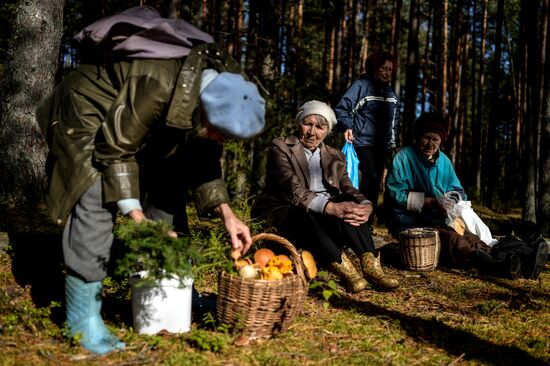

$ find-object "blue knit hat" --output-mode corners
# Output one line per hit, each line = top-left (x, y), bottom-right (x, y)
(200, 71), (265, 139)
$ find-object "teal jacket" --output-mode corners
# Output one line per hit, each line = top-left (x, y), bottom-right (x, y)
(386, 145), (466, 210)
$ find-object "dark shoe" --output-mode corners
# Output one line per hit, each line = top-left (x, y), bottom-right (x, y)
(330, 252), (368, 293)
(522, 238), (548, 279)
(469, 250), (520, 280)
(506, 253), (522, 280)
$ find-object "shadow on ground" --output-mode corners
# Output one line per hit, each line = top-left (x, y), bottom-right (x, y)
(8, 231), (65, 323)
(7, 231), (135, 327)
(308, 279), (548, 366)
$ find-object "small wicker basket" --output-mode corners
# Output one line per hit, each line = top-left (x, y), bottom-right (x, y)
(216, 233), (309, 339)
(399, 228), (441, 271)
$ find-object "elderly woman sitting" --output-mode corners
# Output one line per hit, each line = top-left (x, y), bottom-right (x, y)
(253, 100), (399, 292)
(385, 112), (548, 279)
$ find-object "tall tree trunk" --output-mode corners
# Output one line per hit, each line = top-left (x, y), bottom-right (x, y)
(456, 30), (469, 175)
(523, 0), (541, 222)
(0, 0), (64, 224)
(470, 0), (477, 145)
(403, 0), (420, 145)
(421, 9), (432, 113)
(390, 0), (403, 95)
(234, 0), (243, 61)
(347, 0), (359, 84)
(433, 0), (449, 118)
(359, 0), (371, 74)
(484, 0), (504, 209)
(333, 0), (347, 94)
(295, 0), (304, 91)
(538, 0), (550, 235)
(471, 0), (487, 197)
(326, 8), (337, 94)
(448, 2), (465, 163)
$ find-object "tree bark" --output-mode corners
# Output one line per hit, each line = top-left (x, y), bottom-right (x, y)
(523, 0), (541, 222)
(0, 0), (64, 215)
(471, 0), (487, 197)
(347, 0), (359, 84)
(420, 7), (432, 113)
(390, 0), (403, 95)
(359, 0), (371, 75)
(403, 0), (420, 145)
(433, 0), (448, 118)
(538, 0), (550, 235)
(484, 0), (504, 209)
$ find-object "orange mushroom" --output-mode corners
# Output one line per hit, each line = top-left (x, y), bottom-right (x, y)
(254, 248), (275, 268)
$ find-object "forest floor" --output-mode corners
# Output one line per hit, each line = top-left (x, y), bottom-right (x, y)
(0, 203), (549, 366)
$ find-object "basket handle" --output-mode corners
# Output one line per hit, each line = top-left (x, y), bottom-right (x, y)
(251, 233), (308, 286)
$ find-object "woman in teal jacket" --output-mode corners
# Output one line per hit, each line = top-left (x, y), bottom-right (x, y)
(385, 112), (547, 279)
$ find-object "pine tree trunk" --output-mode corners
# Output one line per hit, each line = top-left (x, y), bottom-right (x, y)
(433, 0), (448, 117)
(420, 10), (432, 113)
(359, 0), (370, 75)
(484, 0), (504, 209)
(347, 0), (359, 84)
(471, 0), (487, 198)
(523, 0), (541, 222)
(0, 0), (64, 215)
(390, 0), (402, 95)
(403, 0), (419, 145)
(333, 0), (346, 94)
(538, 0), (550, 236)
(448, 3), (465, 164)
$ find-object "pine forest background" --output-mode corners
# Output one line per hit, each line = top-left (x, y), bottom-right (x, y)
(0, 0), (549, 235)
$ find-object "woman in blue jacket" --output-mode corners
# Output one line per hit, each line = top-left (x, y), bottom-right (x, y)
(335, 52), (400, 215)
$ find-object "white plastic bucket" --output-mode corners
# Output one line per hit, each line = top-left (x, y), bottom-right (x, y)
(129, 271), (194, 334)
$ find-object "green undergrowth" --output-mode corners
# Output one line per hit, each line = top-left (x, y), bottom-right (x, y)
(0, 202), (549, 365)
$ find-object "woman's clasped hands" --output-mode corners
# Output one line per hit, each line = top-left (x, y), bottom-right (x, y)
(324, 201), (373, 226)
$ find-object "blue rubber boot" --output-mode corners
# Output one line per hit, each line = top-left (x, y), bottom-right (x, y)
(65, 275), (125, 355)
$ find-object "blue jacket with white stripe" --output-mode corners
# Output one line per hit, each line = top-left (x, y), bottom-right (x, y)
(335, 75), (400, 150)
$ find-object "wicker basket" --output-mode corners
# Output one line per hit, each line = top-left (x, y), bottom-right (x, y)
(216, 233), (309, 338)
(399, 228), (441, 271)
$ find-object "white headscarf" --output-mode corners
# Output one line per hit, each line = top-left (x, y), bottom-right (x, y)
(295, 100), (337, 131)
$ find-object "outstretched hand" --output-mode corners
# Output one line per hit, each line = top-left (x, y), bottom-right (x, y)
(215, 203), (253, 256)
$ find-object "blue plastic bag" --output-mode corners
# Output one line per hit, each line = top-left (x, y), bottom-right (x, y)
(342, 142), (359, 189)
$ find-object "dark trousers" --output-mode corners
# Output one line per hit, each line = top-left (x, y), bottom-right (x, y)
(354, 146), (385, 209)
(63, 181), (184, 282)
(279, 207), (376, 267)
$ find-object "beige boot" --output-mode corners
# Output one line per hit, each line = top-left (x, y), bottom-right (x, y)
(330, 252), (368, 293)
(360, 252), (399, 290)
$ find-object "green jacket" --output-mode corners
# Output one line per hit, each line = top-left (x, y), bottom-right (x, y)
(36, 43), (240, 224)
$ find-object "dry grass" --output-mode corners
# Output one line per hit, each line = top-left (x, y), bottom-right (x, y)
(0, 230), (549, 366)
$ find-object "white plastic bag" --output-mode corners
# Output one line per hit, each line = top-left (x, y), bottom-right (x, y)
(448, 201), (496, 246)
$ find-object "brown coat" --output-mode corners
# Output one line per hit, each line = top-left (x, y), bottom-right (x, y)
(253, 135), (367, 226)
